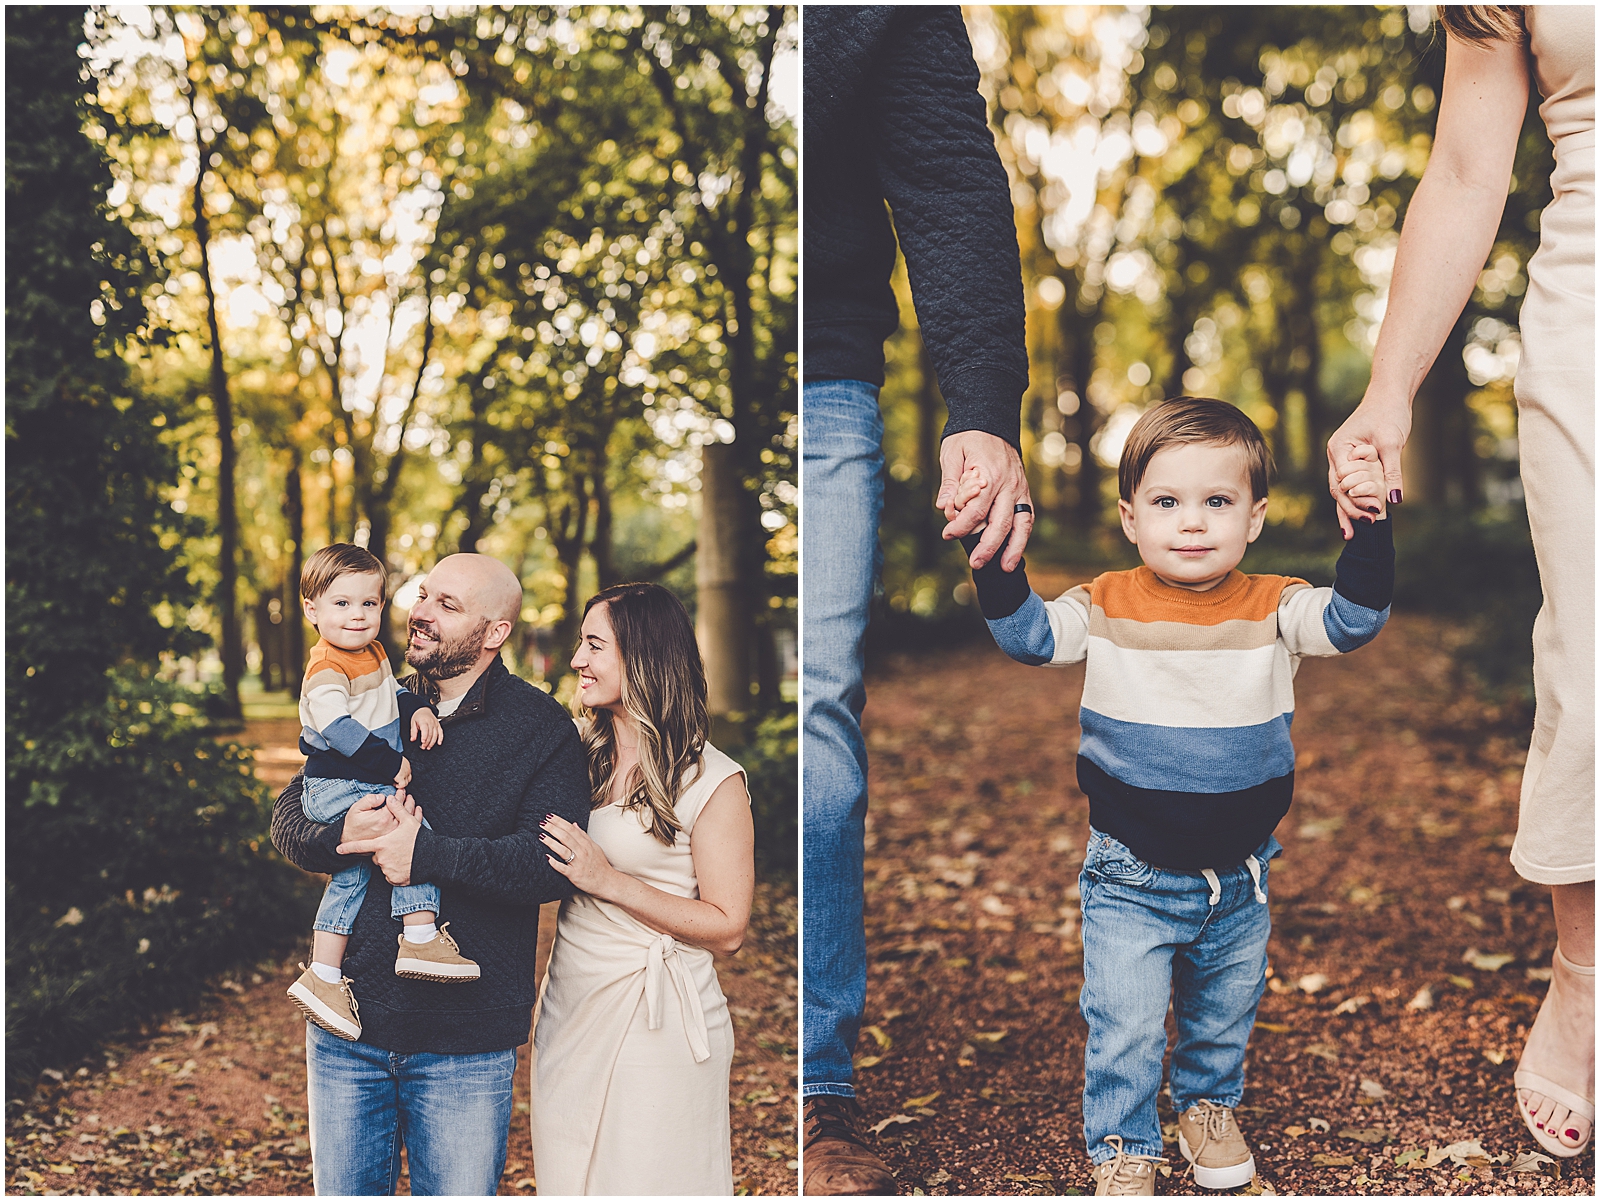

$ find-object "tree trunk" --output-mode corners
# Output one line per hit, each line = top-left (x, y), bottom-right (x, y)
(698, 439), (749, 717)
(547, 471), (591, 694)
(592, 465), (618, 589)
(915, 333), (946, 570)
(1063, 296), (1103, 526)
(1404, 315), (1478, 506)
(284, 451), (306, 698)
(193, 155), (242, 720)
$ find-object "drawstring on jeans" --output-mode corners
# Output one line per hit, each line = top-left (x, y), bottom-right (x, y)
(1200, 861), (1268, 906)
(1244, 856), (1267, 904)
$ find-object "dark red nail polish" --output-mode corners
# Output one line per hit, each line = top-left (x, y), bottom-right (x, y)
(1567, 1129), (1581, 1140)
(1388, 489), (1402, 505)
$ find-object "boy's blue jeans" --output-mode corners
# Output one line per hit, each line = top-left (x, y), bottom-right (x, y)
(303, 778), (439, 934)
(1079, 828), (1281, 1164)
(801, 378), (884, 1098)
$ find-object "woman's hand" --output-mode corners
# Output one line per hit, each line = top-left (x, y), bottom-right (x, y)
(541, 814), (619, 897)
(1327, 392), (1411, 538)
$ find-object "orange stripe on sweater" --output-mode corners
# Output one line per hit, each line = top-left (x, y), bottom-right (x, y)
(1091, 567), (1308, 626)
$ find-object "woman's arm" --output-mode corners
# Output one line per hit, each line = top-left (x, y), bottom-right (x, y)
(1326, 31), (1531, 534)
(541, 773), (756, 955)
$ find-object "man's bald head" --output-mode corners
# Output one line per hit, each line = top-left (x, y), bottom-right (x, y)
(432, 553), (523, 626)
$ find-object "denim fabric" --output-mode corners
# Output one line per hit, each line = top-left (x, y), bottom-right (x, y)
(1078, 828), (1281, 1163)
(801, 378), (885, 1098)
(304, 779), (441, 934)
(305, 1021), (516, 1195)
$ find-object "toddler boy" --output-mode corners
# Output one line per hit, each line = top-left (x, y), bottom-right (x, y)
(285, 544), (478, 1041)
(958, 398), (1391, 1194)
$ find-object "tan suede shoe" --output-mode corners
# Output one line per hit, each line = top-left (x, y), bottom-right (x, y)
(1091, 1135), (1159, 1196)
(1177, 1100), (1256, 1189)
(286, 964), (362, 1040)
(394, 922), (481, 981)
(802, 1095), (897, 1195)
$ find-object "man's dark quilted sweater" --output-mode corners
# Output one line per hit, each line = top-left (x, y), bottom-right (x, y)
(804, 6), (1029, 447)
(271, 657), (589, 1054)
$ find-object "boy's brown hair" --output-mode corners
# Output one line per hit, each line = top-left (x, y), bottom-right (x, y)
(1118, 397), (1274, 501)
(300, 544), (386, 602)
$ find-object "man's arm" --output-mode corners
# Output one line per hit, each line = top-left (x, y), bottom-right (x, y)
(406, 718), (591, 907)
(270, 771), (363, 875)
(870, 7), (1029, 450)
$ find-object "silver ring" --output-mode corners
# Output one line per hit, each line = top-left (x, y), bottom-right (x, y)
(1014, 503), (1034, 516)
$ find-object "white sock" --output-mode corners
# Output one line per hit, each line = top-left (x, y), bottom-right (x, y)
(310, 961), (342, 984)
(403, 922), (438, 944)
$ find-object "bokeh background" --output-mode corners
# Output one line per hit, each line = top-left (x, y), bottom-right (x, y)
(874, 4), (1543, 689)
(8, 6), (797, 1192)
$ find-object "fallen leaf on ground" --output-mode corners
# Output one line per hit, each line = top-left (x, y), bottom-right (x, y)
(1483, 1048), (1509, 1065)
(853, 1054), (884, 1070)
(1463, 948), (1515, 972)
(1338, 1126), (1391, 1144)
(924, 1168), (953, 1187)
(1307, 1118), (1330, 1133)
(1332, 994), (1370, 1015)
(1296, 973), (1329, 994)
(1312, 1153), (1355, 1167)
(1002, 1171), (1056, 1182)
(1510, 1151), (1555, 1173)
(862, 1025), (893, 1050)
(868, 1114), (921, 1136)
(904, 1090), (942, 1109)
(968, 1030), (1009, 1045)
(1284, 1126), (1309, 1139)
(1305, 1043), (1340, 1062)
(1254, 1021), (1292, 1034)
(1358, 1078), (1389, 1100)
(1405, 985), (1434, 1010)
(1425, 1139), (1489, 1168)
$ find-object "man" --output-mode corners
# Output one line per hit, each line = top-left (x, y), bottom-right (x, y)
(271, 553), (589, 1195)
(803, 7), (1033, 1194)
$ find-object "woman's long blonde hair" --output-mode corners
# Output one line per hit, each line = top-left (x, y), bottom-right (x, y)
(1437, 6), (1526, 45)
(574, 583), (708, 846)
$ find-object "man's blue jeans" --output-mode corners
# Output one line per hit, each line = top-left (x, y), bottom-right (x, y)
(802, 378), (885, 1098)
(305, 1021), (516, 1194)
(1078, 829), (1281, 1163)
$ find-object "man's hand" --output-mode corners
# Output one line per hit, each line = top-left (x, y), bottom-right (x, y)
(935, 431), (1034, 572)
(341, 791), (400, 844)
(337, 796), (424, 886)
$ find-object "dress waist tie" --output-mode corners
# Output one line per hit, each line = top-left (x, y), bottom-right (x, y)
(644, 933), (712, 1063)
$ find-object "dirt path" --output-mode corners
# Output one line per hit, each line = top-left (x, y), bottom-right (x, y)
(5, 721), (797, 1197)
(848, 603), (1593, 1196)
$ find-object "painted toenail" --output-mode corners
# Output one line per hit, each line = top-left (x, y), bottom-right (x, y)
(1566, 1129), (1580, 1139)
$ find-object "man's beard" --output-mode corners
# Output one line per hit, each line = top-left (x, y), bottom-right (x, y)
(405, 616), (491, 685)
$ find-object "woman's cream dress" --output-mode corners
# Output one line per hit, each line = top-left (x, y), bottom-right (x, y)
(1510, 6), (1595, 886)
(530, 744), (745, 1195)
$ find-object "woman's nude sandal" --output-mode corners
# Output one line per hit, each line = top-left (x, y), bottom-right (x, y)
(1514, 946), (1594, 1158)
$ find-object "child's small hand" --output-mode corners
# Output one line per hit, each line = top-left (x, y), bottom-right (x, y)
(1335, 444), (1386, 537)
(394, 756), (413, 791)
(952, 464), (991, 514)
(411, 709), (444, 750)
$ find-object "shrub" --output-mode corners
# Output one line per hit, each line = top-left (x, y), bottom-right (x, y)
(737, 707), (798, 879)
(6, 671), (315, 1093)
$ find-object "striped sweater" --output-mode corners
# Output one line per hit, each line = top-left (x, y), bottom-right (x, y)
(966, 518), (1393, 868)
(298, 640), (429, 785)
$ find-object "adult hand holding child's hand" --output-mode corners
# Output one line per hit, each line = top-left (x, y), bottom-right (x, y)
(337, 795), (423, 886)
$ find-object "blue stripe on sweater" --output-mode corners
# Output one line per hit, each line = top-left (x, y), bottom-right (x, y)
(987, 591), (1055, 665)
(1078, 707), (1297, 793)
(1324, 592), (1389, 653)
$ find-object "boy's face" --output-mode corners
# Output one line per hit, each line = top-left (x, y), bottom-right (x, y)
(1118, 442), (1268, 592)
(303, 571), (385, 650)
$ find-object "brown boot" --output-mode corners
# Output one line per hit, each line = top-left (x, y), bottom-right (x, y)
(802, 1095), (898, 1195)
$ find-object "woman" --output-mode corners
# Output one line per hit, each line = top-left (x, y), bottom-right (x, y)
(530, 582), (755, 1194)
(1326, 6), (1592, 1158)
